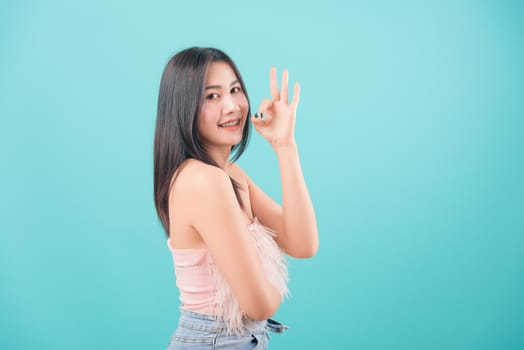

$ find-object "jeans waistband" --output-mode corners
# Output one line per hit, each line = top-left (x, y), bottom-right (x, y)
(178, 310), (289, 334)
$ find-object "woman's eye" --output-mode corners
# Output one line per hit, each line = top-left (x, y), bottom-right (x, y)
(206, 93), (219, 100)
(231, 86), (242, 94)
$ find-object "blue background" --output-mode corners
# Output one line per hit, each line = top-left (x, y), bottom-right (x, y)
(1, 0), (523, 349)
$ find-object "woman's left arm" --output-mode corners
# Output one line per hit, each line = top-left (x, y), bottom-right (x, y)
(249, 67), (319, 258)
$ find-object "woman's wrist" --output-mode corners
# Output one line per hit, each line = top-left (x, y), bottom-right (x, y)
(273, 141), (299, 161)
(272, 140), (297, 154)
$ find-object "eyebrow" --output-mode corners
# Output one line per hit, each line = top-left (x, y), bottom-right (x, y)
(205, 79), (240, 90)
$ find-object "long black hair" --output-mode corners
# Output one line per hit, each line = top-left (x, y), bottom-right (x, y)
(154, 47), (251, 236)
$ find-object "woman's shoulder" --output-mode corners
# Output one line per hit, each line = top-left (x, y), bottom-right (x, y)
(176, 159), (231, 191)
(181, 158), (220, 173)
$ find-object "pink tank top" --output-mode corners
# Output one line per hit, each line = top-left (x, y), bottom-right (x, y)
(167, 217), (289, 334)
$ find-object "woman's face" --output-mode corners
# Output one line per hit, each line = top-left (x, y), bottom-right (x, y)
(198, 61), (248, 151)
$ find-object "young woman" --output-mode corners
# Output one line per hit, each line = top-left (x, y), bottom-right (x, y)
(154, 47), (318, 349)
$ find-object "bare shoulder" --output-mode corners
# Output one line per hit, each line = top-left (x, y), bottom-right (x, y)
(169, 159), (236, 240)
(177, 159), (226, 180)
(168, 160), (230, 246)
(176, 159), (230, 191)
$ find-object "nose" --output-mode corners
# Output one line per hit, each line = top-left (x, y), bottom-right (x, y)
(222, 94), (240, 115)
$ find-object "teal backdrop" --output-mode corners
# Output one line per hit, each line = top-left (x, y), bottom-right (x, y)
(1, 0), (523, 349)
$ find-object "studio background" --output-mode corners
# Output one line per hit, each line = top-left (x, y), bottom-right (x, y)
(1, 1), (523, 349)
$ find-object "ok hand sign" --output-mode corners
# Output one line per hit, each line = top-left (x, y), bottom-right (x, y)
(252, 67), (300, 148)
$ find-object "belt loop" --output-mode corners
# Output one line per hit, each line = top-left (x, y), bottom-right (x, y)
(265, 318), (290, 334)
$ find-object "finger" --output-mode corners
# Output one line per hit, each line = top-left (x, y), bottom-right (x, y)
(281, 69), (289, 104)
(258, 98), (272, 114)
(269, 67), (279, 101)
(251, 99), (273, 126)
(252, 111), (274, 129)
(291, 82), (300, 110)
(252, 111), (273, 125)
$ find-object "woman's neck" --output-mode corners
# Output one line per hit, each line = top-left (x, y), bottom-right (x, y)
(206, 146), (232, 169)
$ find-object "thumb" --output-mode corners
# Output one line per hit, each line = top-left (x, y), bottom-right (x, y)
(257, 98), (272, 114)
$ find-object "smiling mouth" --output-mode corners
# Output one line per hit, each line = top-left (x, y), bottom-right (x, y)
(218, 119), (240, 127)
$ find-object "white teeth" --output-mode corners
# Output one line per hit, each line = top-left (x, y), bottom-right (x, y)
(219, 119), (240, 127)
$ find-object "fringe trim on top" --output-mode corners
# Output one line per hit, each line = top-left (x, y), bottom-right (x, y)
(206, 218), (290, 335)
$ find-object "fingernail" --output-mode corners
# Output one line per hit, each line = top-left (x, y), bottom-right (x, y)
(254, 113), (259, 118)
(260, 113), (265, 120)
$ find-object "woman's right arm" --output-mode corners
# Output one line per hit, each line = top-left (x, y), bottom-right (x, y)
(174, 162), (282, 320)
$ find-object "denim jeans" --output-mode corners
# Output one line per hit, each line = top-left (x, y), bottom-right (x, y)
(166, 310), (287, 349)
